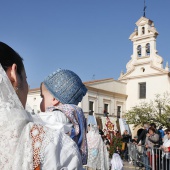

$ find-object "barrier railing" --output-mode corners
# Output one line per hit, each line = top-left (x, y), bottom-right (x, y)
(128, 142), (170, 170)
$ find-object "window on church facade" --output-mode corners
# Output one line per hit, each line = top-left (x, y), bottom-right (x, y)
(137, 45), (141, 57)
(146, 43), (150, 56)
(142, 27), (145, 34)
(89, 101), (94, 115)
(104, 103), (109, 112)
(139, 82), (146, 99)
(117, 106), (121, 118)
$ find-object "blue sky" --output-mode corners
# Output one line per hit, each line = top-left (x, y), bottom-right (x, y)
(0, 1), (170, 88)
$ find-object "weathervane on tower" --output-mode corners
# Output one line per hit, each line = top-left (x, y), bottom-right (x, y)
(143, 0), (147, 17)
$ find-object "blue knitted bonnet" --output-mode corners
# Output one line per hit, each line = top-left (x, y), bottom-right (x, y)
(43, 69), (87, 105)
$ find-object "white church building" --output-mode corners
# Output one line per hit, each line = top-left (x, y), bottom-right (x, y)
(119, 16), (170, 111)
(27, 16), (170, 122)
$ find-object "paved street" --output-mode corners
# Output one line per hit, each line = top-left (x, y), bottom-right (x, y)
(84, 161), (143, 169)
(123, 161), (136, 170)
(123, 161), (145, 170)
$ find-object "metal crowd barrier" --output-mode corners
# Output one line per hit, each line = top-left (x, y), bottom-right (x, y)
(128, 142), (170, 170)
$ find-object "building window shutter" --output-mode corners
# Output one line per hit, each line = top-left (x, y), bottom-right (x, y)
(104, 104), (108, 112)
(117, 106), (121, 118)
(139, 82), (146, 99)
(89, 101), (94, 115)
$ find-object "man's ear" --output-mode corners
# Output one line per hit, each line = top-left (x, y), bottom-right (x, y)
(6, 64), (18, 87)
(52, 98), (60, 106)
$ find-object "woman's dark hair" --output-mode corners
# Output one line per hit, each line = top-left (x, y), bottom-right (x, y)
(150, 123), (157, 129)
(0, 42), (24, 79)
(166, 129), (170, 133)
(149, 127), (156, 133)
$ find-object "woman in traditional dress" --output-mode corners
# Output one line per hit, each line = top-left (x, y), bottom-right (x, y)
(86, 125), (109, 170)
(0, 42), (83, 170)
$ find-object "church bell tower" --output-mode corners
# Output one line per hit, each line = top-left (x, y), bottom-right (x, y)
(125, 16), (163, 73)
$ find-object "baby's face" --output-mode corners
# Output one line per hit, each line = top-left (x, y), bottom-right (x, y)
(40, 83), (54, 112)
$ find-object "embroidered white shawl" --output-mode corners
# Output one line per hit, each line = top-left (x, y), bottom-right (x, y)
(0, 64), (82, 170)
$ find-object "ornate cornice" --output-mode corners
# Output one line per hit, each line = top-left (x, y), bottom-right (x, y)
(120, 72), (169, 81)
(86, 86), (127, 98)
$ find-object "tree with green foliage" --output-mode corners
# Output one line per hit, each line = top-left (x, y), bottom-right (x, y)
(108, 135), (122, 158)
(125, 92), (170, 128)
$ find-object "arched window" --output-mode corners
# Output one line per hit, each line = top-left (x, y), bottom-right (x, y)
(137, 45), (142, 57)
(146, 43), (150, 56)
(142, 27), (145, 34)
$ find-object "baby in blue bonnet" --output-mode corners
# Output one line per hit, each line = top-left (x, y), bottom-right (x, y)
(38, 68), (88, 165)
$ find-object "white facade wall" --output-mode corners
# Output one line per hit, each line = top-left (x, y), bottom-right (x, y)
(126, 74), (170, 110)
(87, 80), (126, 94)
(82, 89), (126, 118)
(27, 91), (41, 113)
(27, 80), (127, 120)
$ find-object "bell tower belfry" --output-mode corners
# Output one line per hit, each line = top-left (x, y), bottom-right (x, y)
(125, 16), (163, 73)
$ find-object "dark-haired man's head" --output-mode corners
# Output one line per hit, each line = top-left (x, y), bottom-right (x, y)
(0, 42), (24, 78)
(150, 123), (156, 129)
(143, 123), (149, 129)
(0, 42), (28, 108)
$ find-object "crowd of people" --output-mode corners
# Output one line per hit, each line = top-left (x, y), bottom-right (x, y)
(128, 123), (170, 170)
(109, 122), (170, 170)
